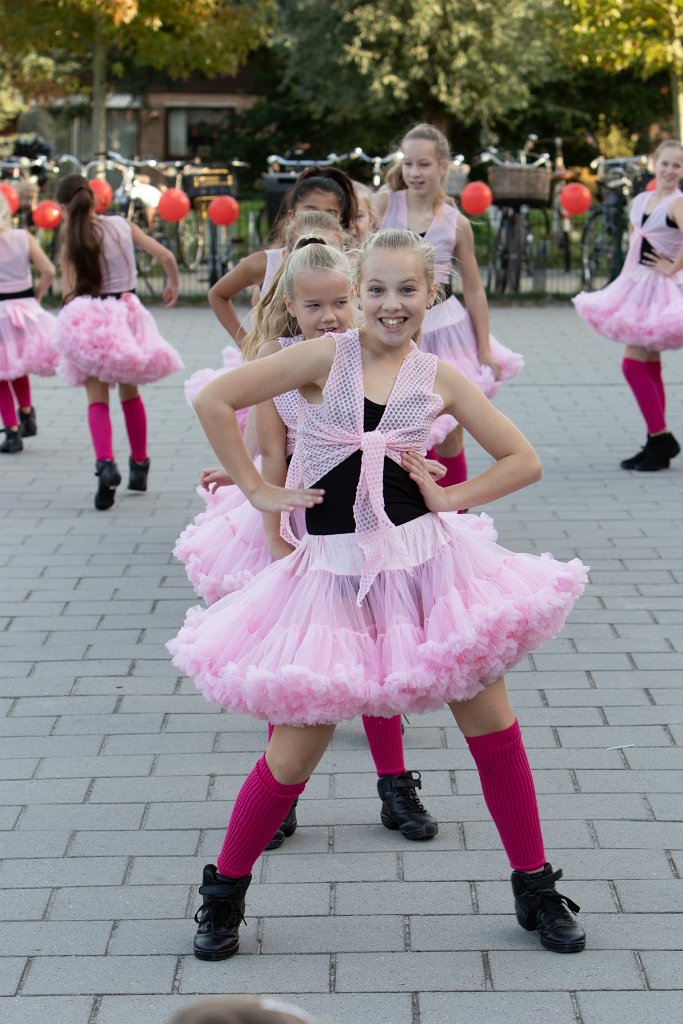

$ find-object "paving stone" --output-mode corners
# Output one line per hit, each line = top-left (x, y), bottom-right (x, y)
(577, 992), (683, 1024)
(0, 920), (112, 956)
(638, 951), (683, 989)
(421, 992), (576, 1024)
(21, 954), (177, 995)
(0, 997), (94, 1024)
(17, 804), (145, 831)
(335, 951), (485, 991)
(179, 953), (330, 994)
(614, 880), (683, 913)
(0, 959), (28, 995)
(488, 950), (644, 990)
(261, 914), (405, 954)
(335, 881), (472, 916)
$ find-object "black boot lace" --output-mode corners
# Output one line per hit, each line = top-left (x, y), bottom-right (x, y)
(194, 882), (247, 930)
(394, 771), (427, 814)
(528, 869), (581, 917)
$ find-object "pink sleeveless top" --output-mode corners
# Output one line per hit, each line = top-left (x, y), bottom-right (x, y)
(0, 229), (32, 292)
(272, 335), (304, 457)
(283, 328), (444, 603)
(380, 191), (458, 283)
(261, 247), (284, 297)
(97, 216), (137, 294)
(625, 191), (683, 272)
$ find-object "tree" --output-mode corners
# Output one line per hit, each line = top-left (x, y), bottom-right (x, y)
(558, 1), (683, 139)
(2, 0), (275, 156)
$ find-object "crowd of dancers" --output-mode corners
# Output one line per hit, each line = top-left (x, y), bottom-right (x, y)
(2, 123), (682, 964)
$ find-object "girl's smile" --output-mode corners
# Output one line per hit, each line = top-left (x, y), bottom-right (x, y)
(359, 249), (434, 347)
(285, 268), (352, 339)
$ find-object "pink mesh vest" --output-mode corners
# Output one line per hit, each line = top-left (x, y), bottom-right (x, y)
(283, 328), (444, 603)
(261, 248), (284, 297)
(0, 229), (32, 292)
(97, 216), (137, 294)
(626, 190), (683, 270)
(272, 335), (304, 456)
(380, 191), (458, 283)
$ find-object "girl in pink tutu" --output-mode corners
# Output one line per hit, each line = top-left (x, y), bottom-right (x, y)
(54, 175), (182, 509)
(169, 228), (587, 961)
(178, 235), (440, 850)
(574, 140), (683, 471)
(208, 167), (357, 348)
(376, 124), (524, 490)
(0, 193), (58, 454)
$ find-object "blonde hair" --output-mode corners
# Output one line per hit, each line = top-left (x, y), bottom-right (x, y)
(352, 181), (378, 236)
(384, 123), (452, 208)
(169, 996), (320, 1024)
(281, 210), (345, 252)
(355, 227), (435, 288)
(0, 192), (13, 235)
(242, 235), (352, 361)
(654, 139), (683, 160)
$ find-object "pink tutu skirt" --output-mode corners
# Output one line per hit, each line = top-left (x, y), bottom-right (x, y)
(183, 345), (249, 432)
(54, 293), (183, 386)
(573, 265), (683, 350)
(421, 296), (524, 397)
(0, 298), (58, 379)
(168, 512), (587, 725)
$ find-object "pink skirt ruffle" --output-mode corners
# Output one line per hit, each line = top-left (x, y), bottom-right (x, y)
(183, 346), (249, 432)
(168, 512), (587, 725)
(421, 296), (524, 397)
(573, 265), (683, 350)
(0, 299), (58, 379)
(54, 294), (183, 386)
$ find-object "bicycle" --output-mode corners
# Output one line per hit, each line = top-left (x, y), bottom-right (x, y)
(580, 155), (651, 291)
(478, 135), (552, 294)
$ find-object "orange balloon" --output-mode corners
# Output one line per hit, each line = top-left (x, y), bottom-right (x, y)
(89, 178), (113, 213)
(208, 195), (240, 226)
(32, 200), (63, 230)
(0, 182), (20, 215)
(460, 181), (493, 216)
(158, 188), (190, 222)
(560, 182), (592, 216)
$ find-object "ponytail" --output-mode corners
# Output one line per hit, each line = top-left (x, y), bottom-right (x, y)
(55, 174), (102, 301)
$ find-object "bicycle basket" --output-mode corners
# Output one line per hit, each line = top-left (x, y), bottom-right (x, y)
(182, 170), (234, 199)
(445, 163), (470, 197)
(487, 165), (551, 207)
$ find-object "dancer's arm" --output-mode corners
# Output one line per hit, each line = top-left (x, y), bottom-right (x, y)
(403, 362), (541, 514)
(208, 251), (268, 347)
(193, 337), (335, 511)
(454, 218), (500, 378)
(256, 340), (295, 558)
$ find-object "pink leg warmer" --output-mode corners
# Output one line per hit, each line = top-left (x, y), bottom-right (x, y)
(11, 375), (32, 409)
(216, 755), (307, 878)
(0, 381), (18, 428)
(121, 395), (147, 462)
(434, 449), (468, 489)
(362, 715), (406, 777)
(87, 402), (114, 462)
(466, 720), (546, 872)
(644, 360), (666, 421)
(621, 358), (666, 434)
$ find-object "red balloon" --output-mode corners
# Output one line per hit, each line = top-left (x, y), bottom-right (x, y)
(560, 182), (592, 216)
(645, 178), (657, 192)
(460, 181), (493, 216)
(0, 182), (20, 215)
(89, 178), (113, 213)
(208, 195), (240, 226)
(32, 200), (63, 230)
(158, 188), (191, 222)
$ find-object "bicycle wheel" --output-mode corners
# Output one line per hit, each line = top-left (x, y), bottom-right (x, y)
(580, 209), (617, 290)
(490, 211), (511, 293)
(178, 209), (203, 270)
(524, 208), (551, 290)
(504, 211), (525, 293)
(131, 205), (155, 275)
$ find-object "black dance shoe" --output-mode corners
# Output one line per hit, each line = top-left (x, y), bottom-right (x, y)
(94, 459), (122, 510)
(18, 406), (37, 437)
(0, 429), (23, 453)
(128, 456), (150, 491)
(635, 432), (681, 472)
(378, 770), (439, 840)
(193, 864), (251, 961)
(511, 863), (586, 953)
(265, 798), (298, 850)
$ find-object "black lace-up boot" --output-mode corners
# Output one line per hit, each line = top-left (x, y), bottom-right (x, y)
(620, 436), (650, 469)
(18, 406), (37, 437)
(128, 456), (150, 491)
(265, 798), (298, 851)
(94, 459), (121, 510)
(0, 428), (22, 453)
(511, 863), (586, 953)
(193, 864), (251, 961)
(377, 770), (438, 841)
(635, 431), (681, 472)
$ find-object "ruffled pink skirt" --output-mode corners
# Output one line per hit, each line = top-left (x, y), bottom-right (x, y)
(0, 299), (58, 379)
(183, 345), (249, 432)
(573, 265), (683, 350)
(168, 512), (588, 725)
(54, 294), (183, 386)
(421, 296), (524, 397)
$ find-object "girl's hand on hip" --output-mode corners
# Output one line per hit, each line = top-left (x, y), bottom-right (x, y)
(249, 481), (325, 513)
(641, 250), (675, 276)
(200, 466), (235, 492)
(402, 451), (453, 512)
(425, 457), (446, 481)
(479, 353), (502, 380)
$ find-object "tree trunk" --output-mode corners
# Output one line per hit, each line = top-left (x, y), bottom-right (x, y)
(91, 16), (107, 161)
(671, 68), (683, 140)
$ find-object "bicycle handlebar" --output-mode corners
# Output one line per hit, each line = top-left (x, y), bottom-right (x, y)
(478, 149), (551, 169)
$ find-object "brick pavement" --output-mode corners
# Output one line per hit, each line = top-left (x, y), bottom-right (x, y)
(0, 303), (681, 1024)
